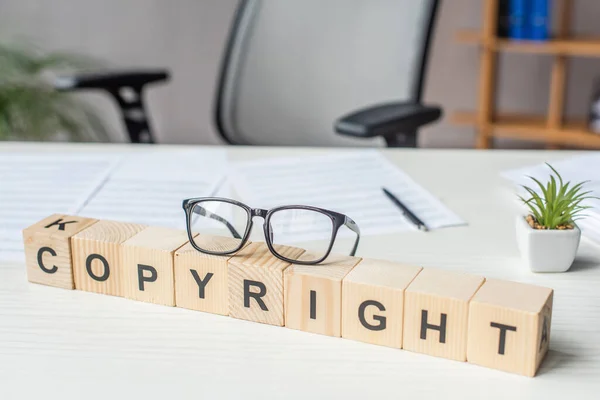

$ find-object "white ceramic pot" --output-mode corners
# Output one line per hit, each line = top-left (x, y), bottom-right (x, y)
(516, 215), (581, 272)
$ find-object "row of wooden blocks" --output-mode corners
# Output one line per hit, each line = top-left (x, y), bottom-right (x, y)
(23, 214), (553, 377)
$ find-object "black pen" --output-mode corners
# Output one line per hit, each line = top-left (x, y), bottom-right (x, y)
(382, 187), (429, 232)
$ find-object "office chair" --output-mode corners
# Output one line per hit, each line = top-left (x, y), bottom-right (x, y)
(54, 70), (169, 143)
(215, 0), (442, 147)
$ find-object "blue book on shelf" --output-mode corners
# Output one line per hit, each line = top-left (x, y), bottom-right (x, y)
(509, 0), (528, 40)
(529, 0), (550, 41)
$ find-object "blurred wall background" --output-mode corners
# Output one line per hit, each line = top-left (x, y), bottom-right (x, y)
(1, 0), (600, 147)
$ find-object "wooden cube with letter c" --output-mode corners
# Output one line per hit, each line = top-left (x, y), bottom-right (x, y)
(341, 258), (422, 349)
(466, 279), (553, 377)
(403, 268), (485, 361)
(174, 235), (251, 316)
(228, 242), (305, 326)
(22, 214), (97, 289)
(71, 220), (146, 296)
(285, 253), (362, 337)
(121, 226), (193, 306)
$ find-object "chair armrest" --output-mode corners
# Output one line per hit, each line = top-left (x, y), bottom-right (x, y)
(54, 69), (169, 91)
(334, 101), (442, 138)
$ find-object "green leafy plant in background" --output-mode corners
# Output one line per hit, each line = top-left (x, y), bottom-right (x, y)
(519, 163), (596, 230)
(0, 41), (109, 141)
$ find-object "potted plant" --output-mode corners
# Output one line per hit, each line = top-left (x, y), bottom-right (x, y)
(0, 41), (108, 141)
(517, 163), (595, 273)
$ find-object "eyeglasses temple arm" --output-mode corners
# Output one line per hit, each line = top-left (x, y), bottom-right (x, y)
(192, 205), (243, 239)
(343, 216), (361, 256)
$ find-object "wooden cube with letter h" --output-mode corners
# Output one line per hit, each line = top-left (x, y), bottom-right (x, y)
(403, 268), (485, 361)
(71, 220), (146, 296)
(121, 226), (192, 306)
(23, 214), (97, 289)
(228, 242), (305, 326)
(285, 253), (362, 337)
(466, 279), (553, 377)
(174, 235), (250, 316)
(342, 258), (422, 349)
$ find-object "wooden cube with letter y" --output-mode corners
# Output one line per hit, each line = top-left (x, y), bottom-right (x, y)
(342, 258), (422, 349)
(285, 253), (362, 337)
(174, 235), (251, 315)
(22, 214), (97, 289)
(228, 242), (304, 326)
(403, 268), (485, 361)
(71, 220), (146, 296)
(466, 279), (553, 377)
(121, 226), (193, 306)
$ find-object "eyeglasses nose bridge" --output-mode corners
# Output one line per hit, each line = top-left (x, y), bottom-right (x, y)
(251, 208), (268, 219)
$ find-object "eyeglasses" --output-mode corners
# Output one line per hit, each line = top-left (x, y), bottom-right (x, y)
(182, 197), (360, 265)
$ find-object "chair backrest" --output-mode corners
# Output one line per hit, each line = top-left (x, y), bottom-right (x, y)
(215, 0), (439, 146)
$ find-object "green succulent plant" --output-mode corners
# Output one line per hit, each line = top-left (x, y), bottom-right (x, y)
(519, 163), (596, 230)
(0, 40), (109, 141)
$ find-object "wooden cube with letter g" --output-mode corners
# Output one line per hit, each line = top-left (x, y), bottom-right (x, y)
(23, 214), (97, 289)
(466, 279), (553, 377)
(403, 268), (485, 361)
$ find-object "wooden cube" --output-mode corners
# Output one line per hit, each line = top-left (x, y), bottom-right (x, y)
(121, 226), (192, 306)
(228, 242), (304, 326)
(466, 279), (553, 377)
(403, 268), (485, 361)
(71, 220), (146, 296)
(22, 214), (97, 289)
(285, 253), (361, 337)
(174, 235), (250, 316)
(341, 258), (422, 349)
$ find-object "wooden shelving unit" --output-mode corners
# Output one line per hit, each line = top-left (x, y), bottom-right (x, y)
(453, 0), (600, 149)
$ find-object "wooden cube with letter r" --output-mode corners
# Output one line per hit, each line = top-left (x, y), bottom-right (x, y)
(71, 220), (146, 296)
(121, 226), (192, 306)
(466, 279), (553, 377)
(23, 214), (97, 289)
(228, 242), (305, 326)
(403, 268), (485, 361)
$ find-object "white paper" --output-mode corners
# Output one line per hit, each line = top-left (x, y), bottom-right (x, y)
(0, 153), (118, 261)
(229, 150), (465, 242)
(502, 154), (600, 244)
(79, 149), (227, 230)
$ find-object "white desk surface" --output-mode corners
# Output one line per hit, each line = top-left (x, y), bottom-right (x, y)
(1, 143), (599, 399)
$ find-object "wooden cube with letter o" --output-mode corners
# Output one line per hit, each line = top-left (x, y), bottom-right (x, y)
(23, 214), (97, 289)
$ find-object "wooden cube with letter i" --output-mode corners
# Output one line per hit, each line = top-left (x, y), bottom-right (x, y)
(121, 226), (193, 306)
(285, 253), (362, 337)
(228, 242), (304, 326)
(342, 258), (422, 349)
(71, 220), (146, 296)
(466, 279), (553, 377)
(403, 268), (485, 361)
(22, 214), (97, 289)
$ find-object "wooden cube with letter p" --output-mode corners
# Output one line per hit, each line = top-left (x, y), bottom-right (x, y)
(466, 279), (553, 377)
(121, 226), (192, 306)
(71, 220), (146, 296)
(22, 214), (97, 289)
(174, 235), (251, 315)
(403, 268), (485, 361)
(228, 242), (304, 326)
(342, 259), (422, 349)
(285, 253), (362, 337)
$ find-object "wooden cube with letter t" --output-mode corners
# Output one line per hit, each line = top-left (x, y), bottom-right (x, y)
(22, 214), (97, 289)
(466, 279), (553, 377)
(228, 242), (304, 326)
(341, 259), (422, 349)
(71, 220), (146, 296)
(403, 268), (485, 361)
(174, 235), (251, 315)
(285, 253), (362, 337)
(121, 226), (193, 306)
